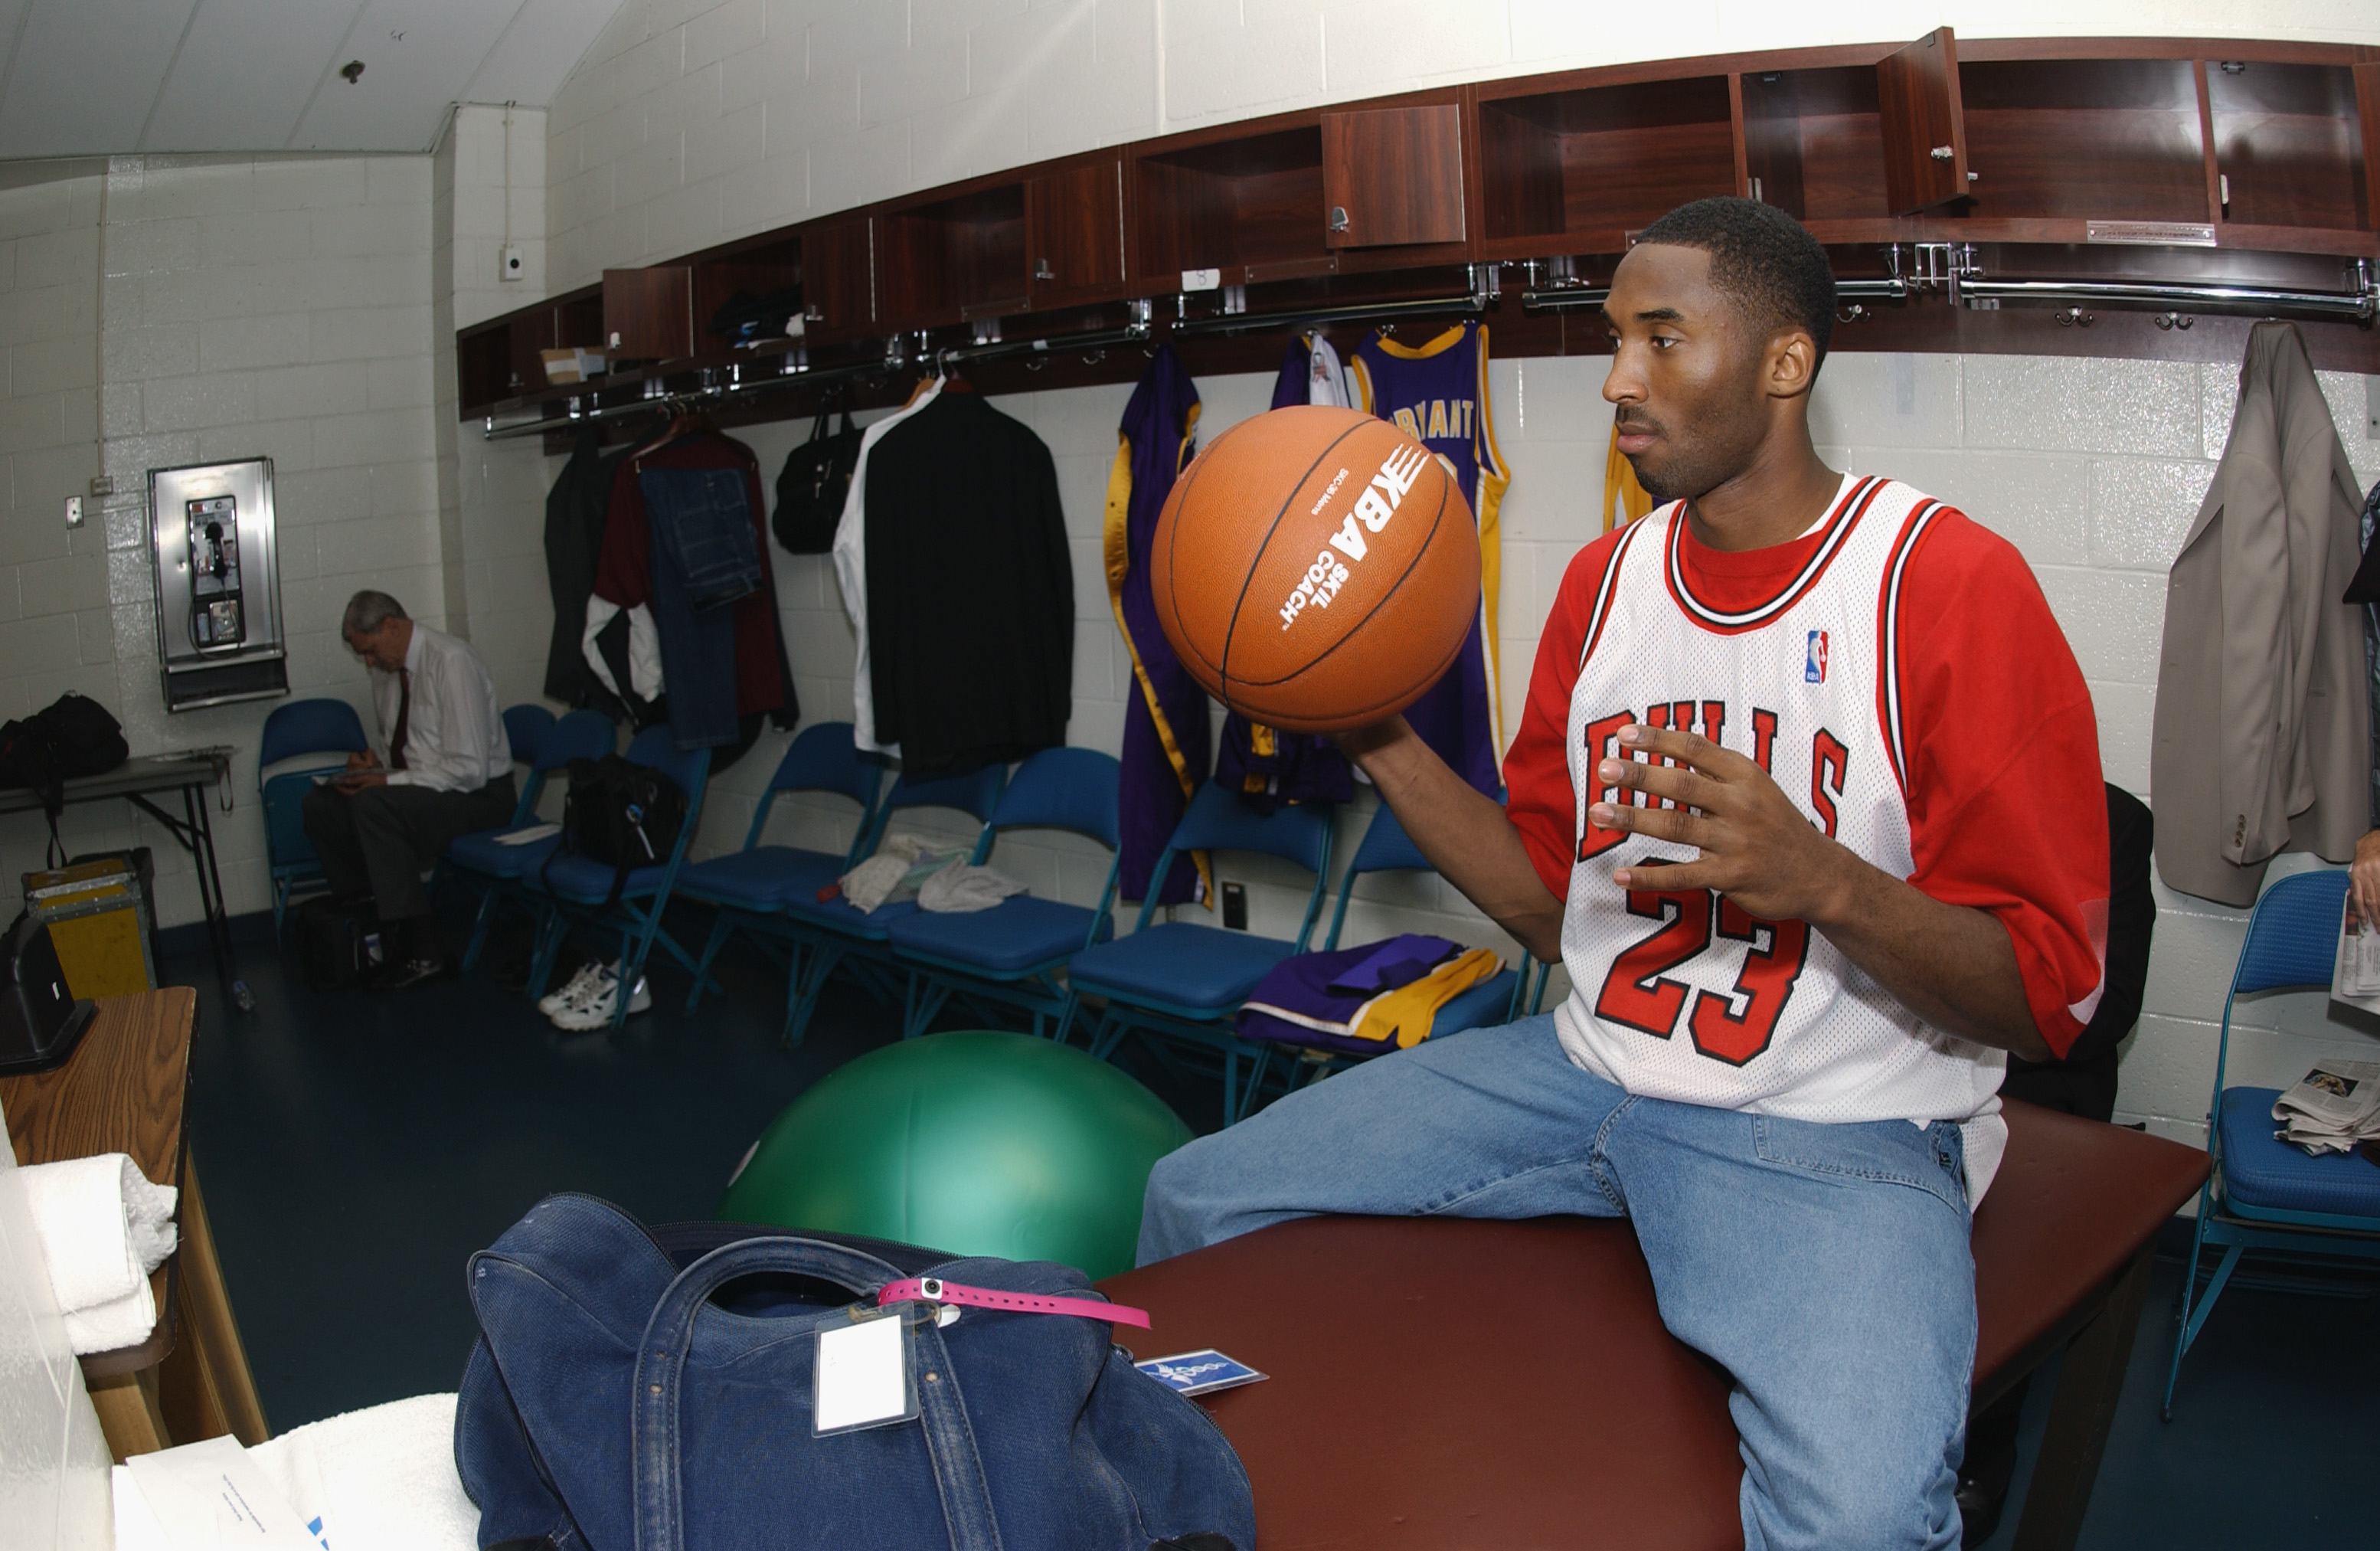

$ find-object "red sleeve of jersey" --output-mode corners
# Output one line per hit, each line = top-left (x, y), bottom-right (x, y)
(1891, 512), (2108, 1059)
(593, 458), (651, 608)
(1504, 528), (1630, 901)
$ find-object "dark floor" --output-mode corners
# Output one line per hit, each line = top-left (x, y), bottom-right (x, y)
(170, 908), (2377, 1549)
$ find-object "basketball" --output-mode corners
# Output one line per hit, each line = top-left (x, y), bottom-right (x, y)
(1150, 405), (1481, 735)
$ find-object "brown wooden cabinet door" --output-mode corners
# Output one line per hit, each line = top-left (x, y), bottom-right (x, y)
(1320, 103), (1466, 247)
(2356, 62), (2380, 231)
(1875, 27), (1968, 215)
(1026, 159), (1125, 309)
(801, 216), (875, 344)
(603, 267), (693, 362)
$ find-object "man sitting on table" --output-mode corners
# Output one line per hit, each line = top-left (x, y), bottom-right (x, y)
(1139, 199), (2110, 1550)
(301, 591), (512, 991)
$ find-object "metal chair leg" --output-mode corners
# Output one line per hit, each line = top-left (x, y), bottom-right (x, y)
(2163, 1186), (2219, 1421)
(685, 915), (734, 1013)
(460, 887), (503, 974)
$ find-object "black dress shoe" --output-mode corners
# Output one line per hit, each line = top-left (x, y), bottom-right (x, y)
(367, 954), (449, 993)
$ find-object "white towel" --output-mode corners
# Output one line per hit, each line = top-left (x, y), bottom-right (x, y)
(64, 1278), (159, 1355)
(21, 1152), (177, 1310)
(839, 835), (963, 914)
(917, 864), (1026, 914)
(113, 1394), (479, 1551)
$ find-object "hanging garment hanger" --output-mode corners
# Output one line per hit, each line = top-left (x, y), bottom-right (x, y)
(937, 350), (973, 392)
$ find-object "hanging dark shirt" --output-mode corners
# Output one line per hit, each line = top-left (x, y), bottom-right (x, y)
(542, 425), (630, 704)
(864, 392), (1073, 778)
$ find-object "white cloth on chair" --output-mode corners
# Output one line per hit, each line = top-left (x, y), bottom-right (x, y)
(21, 1152), (176, 1354)
(917, 864), (1026, 914)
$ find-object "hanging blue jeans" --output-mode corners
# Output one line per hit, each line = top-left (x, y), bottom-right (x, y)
(642, 472), (746, 750)
(640, 466), (763, 608)
(1142, 1013), (1977, 1551)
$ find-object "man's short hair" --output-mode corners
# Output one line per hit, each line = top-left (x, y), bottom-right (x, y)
(342, 590), (407, 637)
(1633, 198), (1837, 375)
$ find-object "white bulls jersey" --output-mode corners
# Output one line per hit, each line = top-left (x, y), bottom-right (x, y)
(1505, 475), (2109, 1203)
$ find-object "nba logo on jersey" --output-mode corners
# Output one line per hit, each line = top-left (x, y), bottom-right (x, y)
(1805, 630), (1829, 683)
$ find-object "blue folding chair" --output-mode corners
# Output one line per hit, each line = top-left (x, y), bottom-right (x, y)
(1067, 782), (1337, 1125)
(2162, 869), (2380, 1417)
(521, 727), (712, 1030)
(757, 763), (1009, 1048)
(887, 748), (1122, 1042)
(502, 704), (556, 769)
(446, 708), (616, 973)
(257, 697), (371, 941)
(678, 723), (885, 1036)
(1266, 801), (1537, 1075)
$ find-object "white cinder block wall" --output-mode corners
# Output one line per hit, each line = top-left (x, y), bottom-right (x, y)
(0, 154), (445, 930)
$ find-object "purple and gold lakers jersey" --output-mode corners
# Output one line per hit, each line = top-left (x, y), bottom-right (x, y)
(1350, 322), (1509, 795)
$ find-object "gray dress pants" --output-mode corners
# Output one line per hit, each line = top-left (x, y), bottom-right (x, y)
(300, 776), (516, 921)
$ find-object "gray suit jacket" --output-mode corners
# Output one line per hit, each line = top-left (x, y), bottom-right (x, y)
(2152, 322), (2369, 906)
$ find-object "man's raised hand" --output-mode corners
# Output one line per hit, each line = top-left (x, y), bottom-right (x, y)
(1587, 723), (1849, 925)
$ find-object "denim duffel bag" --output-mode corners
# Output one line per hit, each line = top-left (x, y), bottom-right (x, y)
(455, 1194), (1256, 1551)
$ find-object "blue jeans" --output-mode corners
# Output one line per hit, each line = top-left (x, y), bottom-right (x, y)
(640, 471), (747, 750)
(1139, 1014), (1975, 1551)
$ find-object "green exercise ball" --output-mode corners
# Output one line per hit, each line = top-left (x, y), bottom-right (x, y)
(718, 1030), (1193, 1281)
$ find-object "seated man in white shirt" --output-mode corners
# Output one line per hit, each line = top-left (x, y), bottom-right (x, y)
(301, 590), (515, 991)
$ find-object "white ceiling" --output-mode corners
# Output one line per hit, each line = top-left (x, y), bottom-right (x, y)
(0, 0), (626, 159)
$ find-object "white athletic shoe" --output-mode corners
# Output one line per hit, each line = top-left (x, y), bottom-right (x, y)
(538, 960), (603, 1016)
(550, 972), (650, 1032)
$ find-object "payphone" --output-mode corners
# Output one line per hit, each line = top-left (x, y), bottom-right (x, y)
(149, 459), (287, 711)
(185, 492), (246, 650)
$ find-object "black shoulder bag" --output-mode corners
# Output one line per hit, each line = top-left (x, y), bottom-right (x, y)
(0, 692), (129, 865)
(772, 394), (861, 555)
(538, 755), (688, 911)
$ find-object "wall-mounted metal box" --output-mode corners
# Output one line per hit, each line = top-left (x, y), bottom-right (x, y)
(148, 458), (289, 712)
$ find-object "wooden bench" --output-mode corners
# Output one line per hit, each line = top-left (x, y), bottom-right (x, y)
(1099, 1098), (2208, 1550)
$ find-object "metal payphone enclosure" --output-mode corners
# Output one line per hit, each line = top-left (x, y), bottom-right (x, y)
(148, 458), (289, 712)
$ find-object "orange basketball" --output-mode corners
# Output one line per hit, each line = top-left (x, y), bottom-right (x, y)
(1152, 405), (1480, 735)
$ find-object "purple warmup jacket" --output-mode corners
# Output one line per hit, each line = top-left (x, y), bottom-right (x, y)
(1104, 347), (1210, 904)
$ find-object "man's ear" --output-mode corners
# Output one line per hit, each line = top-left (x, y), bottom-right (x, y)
(1765, 329), (1819, 401)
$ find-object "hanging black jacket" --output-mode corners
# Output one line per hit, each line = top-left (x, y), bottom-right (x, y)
(864, 391), (1073, 778)
(543, 425), (630, 704)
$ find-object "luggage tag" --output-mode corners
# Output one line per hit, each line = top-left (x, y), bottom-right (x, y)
(1133, 1348), (1267, 1398)
(813, 1307), (920, 1436)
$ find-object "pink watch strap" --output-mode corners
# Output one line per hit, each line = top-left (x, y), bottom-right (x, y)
(877, 1276), (1151, 1330)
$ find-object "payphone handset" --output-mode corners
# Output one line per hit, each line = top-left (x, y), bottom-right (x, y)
(185, 494), (244, 650)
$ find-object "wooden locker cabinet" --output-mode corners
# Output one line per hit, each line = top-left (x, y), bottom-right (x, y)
(1876, 28), (1969, 214)
(1474, 69), (1744, 260)
(603, 267), (694, 362)
(878, 179), (1030, 329)
(2206, 57), (2372, 240)
(1026, 155), (1127, 310)
(1321, 103), (1466, 247)
(2360, 63), (2380, 232)
(799, 215), (875, 345)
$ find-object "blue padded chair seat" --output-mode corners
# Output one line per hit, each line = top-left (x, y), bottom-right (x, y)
(780, 892), (919, 941)
(447, 829), (561, 880)
(1068, 923), (1302, 1015)
(888, 898), (1110, 976)
(2217, 1086), (2380, 1219)
(676, 847), (844, 911)
(539, 852), (671, 903)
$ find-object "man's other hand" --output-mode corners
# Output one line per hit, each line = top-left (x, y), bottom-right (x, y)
(2353, 830), (2380, 928)
(1588, 723), (1849, 926)
(345, 751), (380, 772)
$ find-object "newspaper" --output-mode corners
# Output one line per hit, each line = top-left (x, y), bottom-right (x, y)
(2271, 1059), (2380, 1156)
(2328, 888), (2380, 1012)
